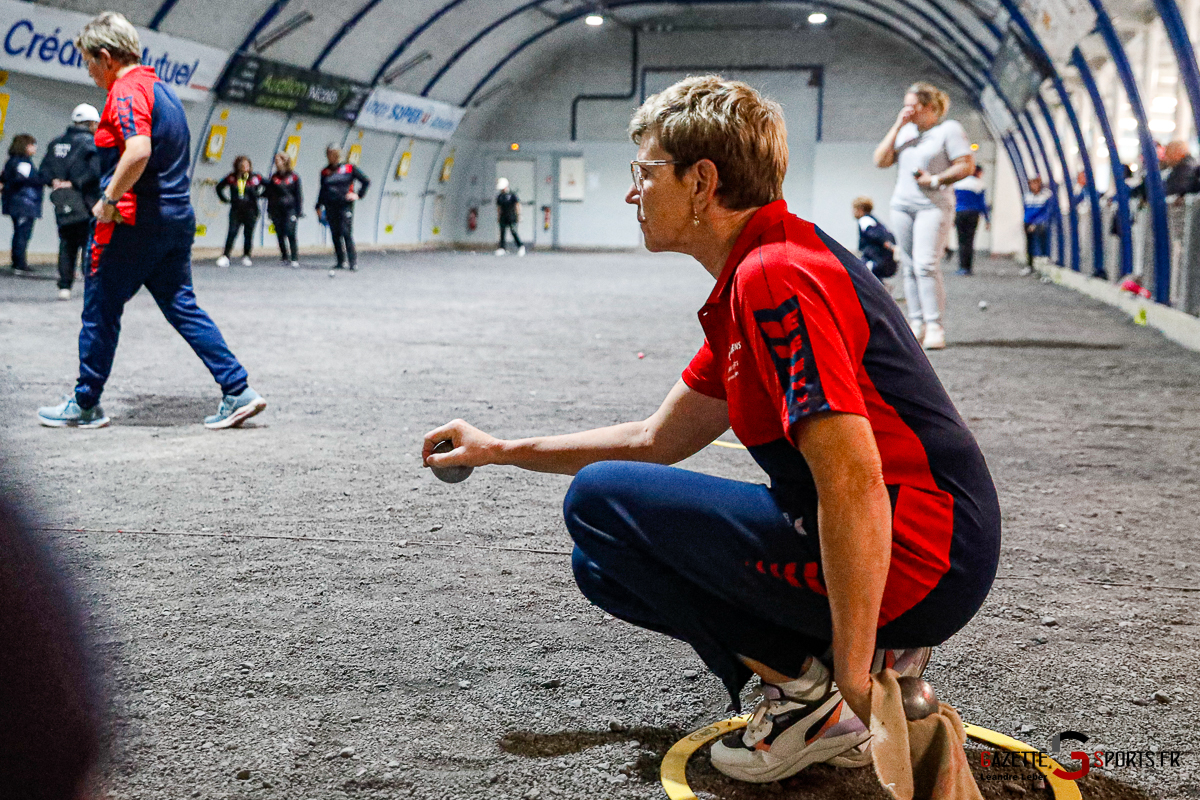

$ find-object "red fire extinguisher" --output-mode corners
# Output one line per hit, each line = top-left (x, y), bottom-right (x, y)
(467, 205), (478, 231)
(542, 205), (551, 231)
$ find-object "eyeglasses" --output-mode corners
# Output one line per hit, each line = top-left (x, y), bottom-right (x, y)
(630, 159), (683, 191)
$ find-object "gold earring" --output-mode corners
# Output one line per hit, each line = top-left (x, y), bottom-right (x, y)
(693, 210), (700, 226)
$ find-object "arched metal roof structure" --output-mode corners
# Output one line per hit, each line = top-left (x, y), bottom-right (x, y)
(25, 0), (1200, 304)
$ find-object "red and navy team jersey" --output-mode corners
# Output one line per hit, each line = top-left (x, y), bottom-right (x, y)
(95, 65), (193, 225)
(682, 200), (1000, 626)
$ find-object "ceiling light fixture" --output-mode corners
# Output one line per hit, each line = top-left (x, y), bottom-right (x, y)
(382, 51), (433, 84)
(253, 11), (314, 53)
(586, 14), (604, 26)
(471, 80), (512, 107)
(808, 11), (828, 24)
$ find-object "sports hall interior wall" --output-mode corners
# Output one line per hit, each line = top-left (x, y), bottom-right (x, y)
(0, 16), (1026, 258)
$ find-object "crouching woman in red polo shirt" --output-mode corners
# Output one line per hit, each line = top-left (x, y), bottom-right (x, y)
(423, 76), (999, 784)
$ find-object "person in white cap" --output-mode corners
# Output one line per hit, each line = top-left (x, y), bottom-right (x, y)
(38, 103), (101, 300)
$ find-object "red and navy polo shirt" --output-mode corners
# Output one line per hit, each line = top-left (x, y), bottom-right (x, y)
(95, 65), (193, 227)
(682, 200), (1000, 626)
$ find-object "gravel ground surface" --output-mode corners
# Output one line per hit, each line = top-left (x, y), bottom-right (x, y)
(0, 249), (1196, 800)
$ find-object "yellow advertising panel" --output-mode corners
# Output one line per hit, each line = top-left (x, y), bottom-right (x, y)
(0, 93), (9, 140)
(439, 148), (455, 183)
(397, 150), (412, 178)
(348, 143), (362, 166)
(204, 125), (227, 161)
(284, 136), (301, 167)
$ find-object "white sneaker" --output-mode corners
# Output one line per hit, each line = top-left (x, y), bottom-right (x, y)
(216, 255), (231, 268)
(922, 322), (945, 350)
(290, 260), (300, 269)
(241, 256), (253, 267)
(517, 245), (527, 257)
(825, 647), (934, 768)
(908, 319), (925, 344)
(710, 672), (870, 783)
(57, 288), (71, 301)
(495, 248), (507, 256)
(1019, 265), (1034, 276)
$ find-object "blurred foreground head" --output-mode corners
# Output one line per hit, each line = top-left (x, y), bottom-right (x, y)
(0, 485), (101, 799)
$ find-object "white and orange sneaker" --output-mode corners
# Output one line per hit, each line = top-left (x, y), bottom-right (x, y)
(710, 659), (871, 783)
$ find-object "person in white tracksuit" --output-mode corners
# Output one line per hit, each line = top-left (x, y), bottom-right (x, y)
(873, 82), (975, 350)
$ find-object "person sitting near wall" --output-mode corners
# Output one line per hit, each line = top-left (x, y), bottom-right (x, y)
(850, 196), (896, 282)
(1160, 140), (1200, 203)
(40, 104), (102, 301)
(2, 134), (47, 276)
(264, 152), (302, 268)
(1020, 175), (1052, 276)
(215, 156), (264, 268)
(952, 165), (989, 276)
(317, 144), (370, 272)
(494, 177), (526, 257)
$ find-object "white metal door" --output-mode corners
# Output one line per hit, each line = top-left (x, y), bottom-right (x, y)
(495, 159), (536, 245)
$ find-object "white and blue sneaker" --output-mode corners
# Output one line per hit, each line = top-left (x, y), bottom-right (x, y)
(37, 397), (110, 428)
(203, 388), (266, 429)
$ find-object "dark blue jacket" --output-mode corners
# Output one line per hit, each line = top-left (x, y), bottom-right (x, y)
(856, 214), (897, 278)
(1, 155), (45, 219)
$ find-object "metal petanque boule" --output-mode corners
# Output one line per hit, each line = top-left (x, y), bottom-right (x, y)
(429, 440), (474, 484)
(898, 675), (939, 721)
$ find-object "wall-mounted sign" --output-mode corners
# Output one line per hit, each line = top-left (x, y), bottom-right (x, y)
(990, 28), (1051, 111)
(356, 87), (465, 141)
(0, 0), (227, 101)
(204, 125), (227, 161)
(397, 149), (412, 178)
(559, 156), (585, 202)
(0, 92), (8, 140)
(217, 53), (370, 122)
(439, 149), (455, 183)
(347, 143), (362, 166)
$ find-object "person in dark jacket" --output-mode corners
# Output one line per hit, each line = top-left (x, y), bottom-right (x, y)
(317, 144), (369, 271)
(1161, 140), (1200, 200)
(39, 104), (102, 300)
(851, 196), (896, 282)
(951, 165), (989, 275)
(494, 177), (525, 256)
(215, 155), (264, 268)
(2, 134), (46, 275)
(264, 152), (302, 268)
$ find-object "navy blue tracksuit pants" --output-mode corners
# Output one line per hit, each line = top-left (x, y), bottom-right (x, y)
(75, 216), (248, 409)
(565, 461), (990, 707)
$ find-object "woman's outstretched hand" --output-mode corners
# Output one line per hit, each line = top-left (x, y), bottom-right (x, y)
(422, 419), (501, 470)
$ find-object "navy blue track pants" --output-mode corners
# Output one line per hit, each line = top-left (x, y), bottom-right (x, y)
(564, 461), (987, 706)
(75, 217), (249, 409)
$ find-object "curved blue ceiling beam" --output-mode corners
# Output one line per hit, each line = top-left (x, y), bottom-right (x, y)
(1073, 48), (1133, 277)
(148, 0), (182, 30)
(1083, 0), (1170, 302)
(1045, 74), (1104, 277)
(1150, 0), (1200, 146)
(233, 0), (292, 58)
(371, 0), (472, 86)
(987, 0), (1105, 276)
(313, 0), (388, 71)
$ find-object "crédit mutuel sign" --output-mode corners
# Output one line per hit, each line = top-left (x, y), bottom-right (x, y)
(0, 0), (227, 102)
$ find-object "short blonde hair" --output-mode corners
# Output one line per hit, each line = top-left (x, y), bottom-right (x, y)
(852, 196), (874, 213)
(629, 75), (788, 210)
(76, 11), (141, 65)
(907, 82), (950, 120)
